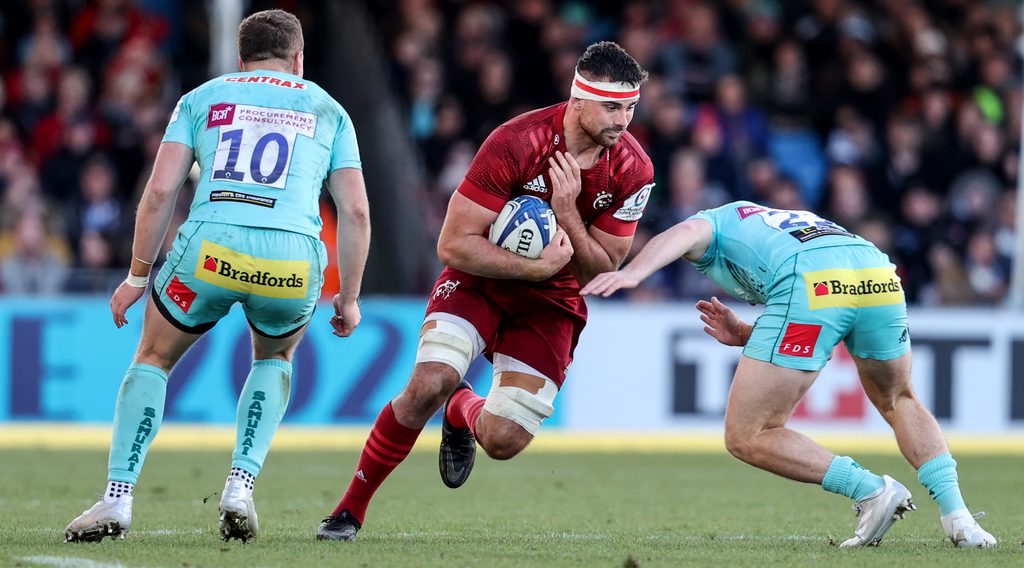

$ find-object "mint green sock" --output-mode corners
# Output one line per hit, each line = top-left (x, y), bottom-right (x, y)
(108, 363), (168, 484)
(231, 359), (292, 476)
(917, 453), (967, 515)
(822, 455), (885, 502)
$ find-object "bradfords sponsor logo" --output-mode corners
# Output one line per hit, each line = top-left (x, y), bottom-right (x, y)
(194, 241), (309, 299)
(803, 267), (903, 309)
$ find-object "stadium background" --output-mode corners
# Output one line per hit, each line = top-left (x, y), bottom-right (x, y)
(0, 0), (1021, 432)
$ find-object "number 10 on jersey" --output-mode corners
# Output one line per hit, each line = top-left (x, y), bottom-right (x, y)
(210, 103), (317, 190)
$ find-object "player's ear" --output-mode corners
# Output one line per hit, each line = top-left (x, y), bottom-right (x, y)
(237, 56), (245, 72)
(572, 97), (584, 111)
(293, 51), (304, 77)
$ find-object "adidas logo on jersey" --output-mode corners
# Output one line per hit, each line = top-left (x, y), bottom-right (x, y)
(523, 175), (548, 194)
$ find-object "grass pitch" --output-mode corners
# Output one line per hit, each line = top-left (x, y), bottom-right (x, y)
(1, 442), (1021, 567)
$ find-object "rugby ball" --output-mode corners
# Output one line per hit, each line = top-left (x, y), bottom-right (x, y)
(488, 195), (556, 259)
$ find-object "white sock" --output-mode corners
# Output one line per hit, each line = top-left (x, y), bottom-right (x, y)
(229, 467), (255, 491)
(103, 480), (134, 503)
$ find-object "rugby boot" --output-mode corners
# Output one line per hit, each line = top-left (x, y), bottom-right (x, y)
(219, 477), (258, 543)
(65, 495), (133, 542)
(941, 509), (997, 548)
(840, 475), (916, 547)
(316, 510), (361, 541)
(439, 379), (476, 488)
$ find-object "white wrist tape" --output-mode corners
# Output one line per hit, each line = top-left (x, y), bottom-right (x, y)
(125, 273), (150, 288)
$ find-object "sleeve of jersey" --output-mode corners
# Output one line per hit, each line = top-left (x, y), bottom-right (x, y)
(686, 208), (719, 267)
(331, 108), (362, 171)
(455, 127), (519, 212)
(161, 93), (194, 148)
(591, 158), (655, 237)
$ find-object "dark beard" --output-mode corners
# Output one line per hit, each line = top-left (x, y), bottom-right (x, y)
(580, 118), (624, 148)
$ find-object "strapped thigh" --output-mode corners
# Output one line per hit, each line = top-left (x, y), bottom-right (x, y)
(482, 353), (559, 435)
(415, 313), (486, 378)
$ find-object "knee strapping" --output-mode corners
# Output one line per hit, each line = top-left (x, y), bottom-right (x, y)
(483, 373), (557, 435)
(416, 320), (475, 377)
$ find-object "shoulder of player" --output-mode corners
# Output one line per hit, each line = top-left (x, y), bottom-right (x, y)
(497, 102), (563, 134)
(182, 75), (228, 99)
(614, 131), (653, 166)
(608, 131), (654, 185)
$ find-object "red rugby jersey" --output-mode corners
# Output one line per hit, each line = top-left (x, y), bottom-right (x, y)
(455, 102), (655, 290)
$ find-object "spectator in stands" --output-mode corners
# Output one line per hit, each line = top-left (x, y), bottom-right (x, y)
(12, 64), (54, 137)
(657, 2), (736, 105)
(63, 230), (119, 293)
(33, 67), (108, 164)
(65, 154), (124, 253)
(964, 230), (1009, 304)
(869, 113), (923, 214)
(893, 186), (943, 303)
(40, 116), (97, 202)
(0, 211), (68, 295)
(824, 164), (870, 231)
(700, 74), (771, 199)
(642, 94), (688, 202)
(765, 37), (810, 126)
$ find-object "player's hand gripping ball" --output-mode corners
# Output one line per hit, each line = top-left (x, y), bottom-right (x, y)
(488, 195), (557, 259)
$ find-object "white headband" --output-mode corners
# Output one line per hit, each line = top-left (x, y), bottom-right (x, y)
(570, 68), (640, 102)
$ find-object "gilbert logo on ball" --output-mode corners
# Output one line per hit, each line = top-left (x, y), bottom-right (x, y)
(488, 195), (556, 259)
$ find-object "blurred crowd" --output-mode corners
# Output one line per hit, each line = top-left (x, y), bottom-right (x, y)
(375, 0), (1022, 305)
(0, 1), (1021, 306)
(0, 0), (210, 295)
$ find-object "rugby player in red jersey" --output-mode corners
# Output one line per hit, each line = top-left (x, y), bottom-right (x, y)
(317, 41), (655, 541)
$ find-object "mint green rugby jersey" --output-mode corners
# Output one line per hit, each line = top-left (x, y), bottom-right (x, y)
(688, 201), (874, 304)
(162, 70), (361, 238)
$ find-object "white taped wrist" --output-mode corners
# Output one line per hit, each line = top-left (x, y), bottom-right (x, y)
(125, 273), (150, 288)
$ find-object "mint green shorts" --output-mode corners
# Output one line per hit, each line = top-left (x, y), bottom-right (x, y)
(742, 245), (910, 371)
(152, 220), (327, 337)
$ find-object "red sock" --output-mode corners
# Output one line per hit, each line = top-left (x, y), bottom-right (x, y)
(331, 402), (421, 523)
(446, 388), (486, 435)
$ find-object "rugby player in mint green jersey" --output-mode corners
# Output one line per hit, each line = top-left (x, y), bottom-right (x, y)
(65, 9), (370, 544)
(582, 201), (996, 549)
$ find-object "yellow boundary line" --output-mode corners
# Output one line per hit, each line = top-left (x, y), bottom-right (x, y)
(1, 424), (1022, 454)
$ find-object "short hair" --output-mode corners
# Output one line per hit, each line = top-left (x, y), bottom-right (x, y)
(576, 41), (648, 87)
(237, 9), (304, 63)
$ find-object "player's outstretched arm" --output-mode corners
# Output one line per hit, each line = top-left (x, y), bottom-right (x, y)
(437, 192), (573, 281)
(111, 141), (194, 328)
(696, 296), (752, 347)
(580, 218), (712, 297)
(327, 167), (371, 338)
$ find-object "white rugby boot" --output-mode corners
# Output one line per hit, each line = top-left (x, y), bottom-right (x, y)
(219, 476), (259, 543)
(941, 509), (997, 548)
(840, 475), (916, 547)
(65, 495), (134, 542)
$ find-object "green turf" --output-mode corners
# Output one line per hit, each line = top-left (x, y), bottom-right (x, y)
(1, 447), (1021, 567)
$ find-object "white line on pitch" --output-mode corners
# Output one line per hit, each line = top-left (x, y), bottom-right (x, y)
(18, 556), (126, 568)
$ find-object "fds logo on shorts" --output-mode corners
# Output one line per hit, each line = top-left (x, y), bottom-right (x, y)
(803, 267), (903, 309)
(194, 241), (309, 299)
